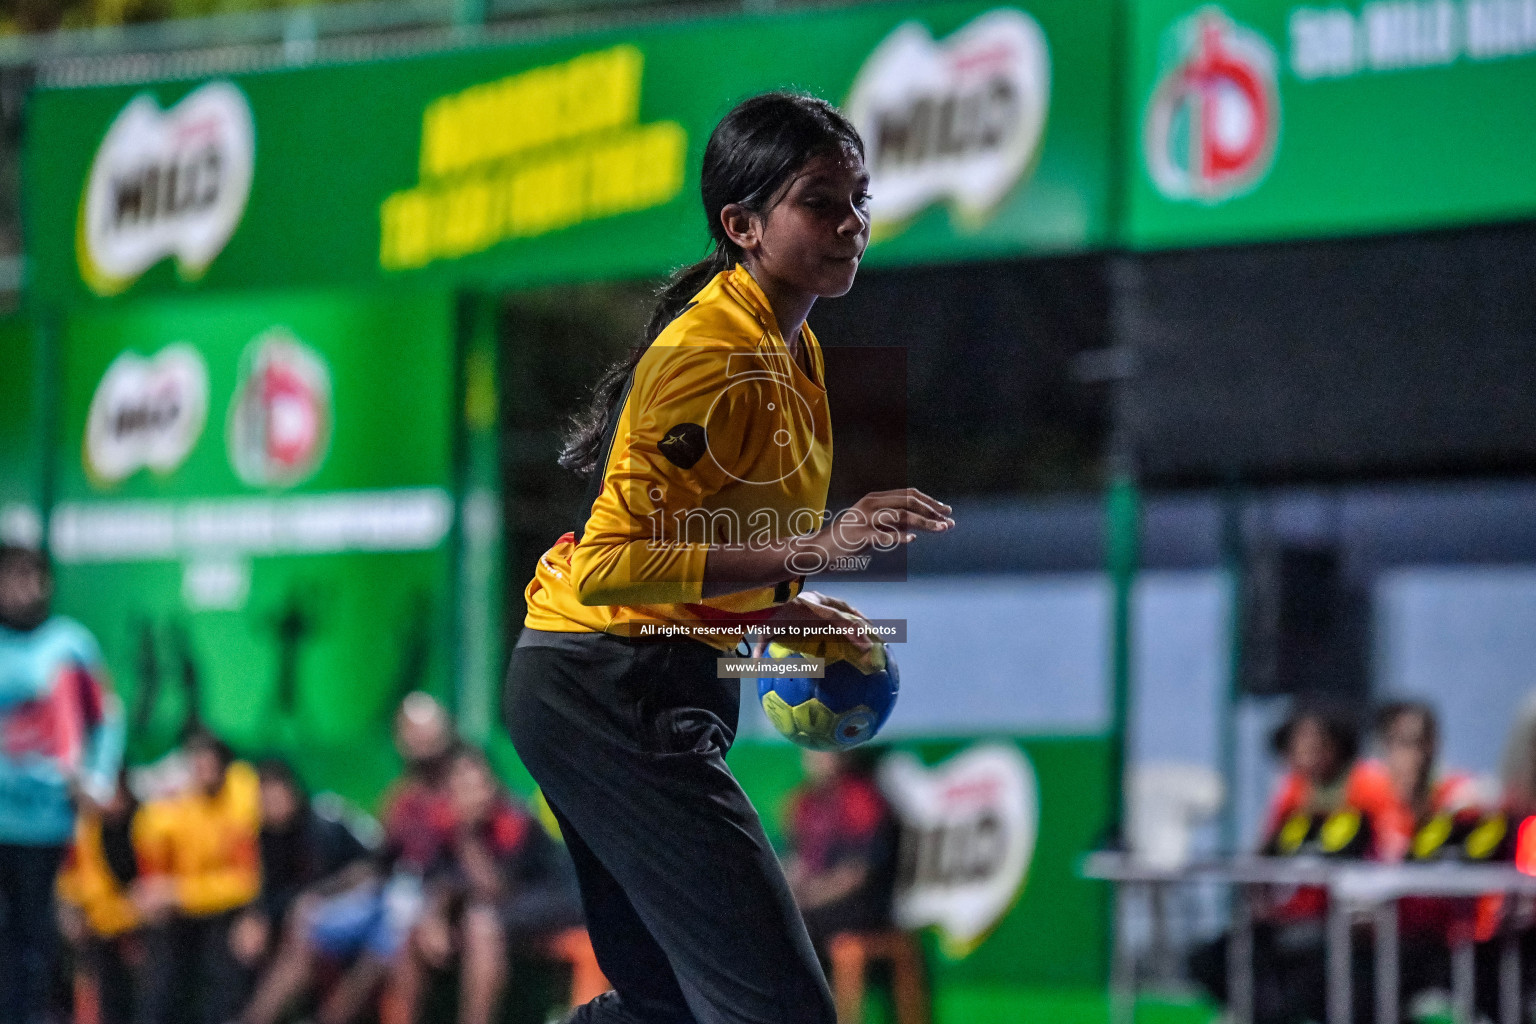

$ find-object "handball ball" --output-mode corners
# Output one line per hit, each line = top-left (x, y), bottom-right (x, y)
(757, 643), (899, 751)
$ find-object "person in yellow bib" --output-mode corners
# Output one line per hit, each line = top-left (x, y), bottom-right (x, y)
(505, 92), (952, 1024)
(131, 732), (262, 1024)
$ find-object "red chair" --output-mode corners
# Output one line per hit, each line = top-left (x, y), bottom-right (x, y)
(546, 927), (610, 1007)
(827, 930), (930, 1024)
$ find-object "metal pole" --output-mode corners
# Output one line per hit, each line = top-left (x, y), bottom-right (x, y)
(1328, 895), (1353, 1024)
(1109, 883), (1138, 1024)
(1229, 885), (1254, 1024)
(1106, 470), (1139, 844)
(1453, 931), (1476, 1024)
(1218, 486), (1244, 857)
(1102, 256), (1143, 851)
(1374, 900), (1398, 1024)
(1501, 929), (1521, 1024)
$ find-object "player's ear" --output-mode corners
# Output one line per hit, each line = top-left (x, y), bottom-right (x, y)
(720, 204), (761, 253)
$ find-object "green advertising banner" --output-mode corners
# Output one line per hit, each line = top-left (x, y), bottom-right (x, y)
(0, 319), (44, 550)
(49, 290), (461, 799)
(24, 0), (1115, 304)
(1126, 0), (1536, 248)
(729, 735), (1111, 996)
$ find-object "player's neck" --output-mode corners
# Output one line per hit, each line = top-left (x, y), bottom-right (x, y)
(742, 261), (815, 354)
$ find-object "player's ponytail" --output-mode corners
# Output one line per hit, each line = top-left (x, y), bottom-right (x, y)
(559, 92), (863, 478)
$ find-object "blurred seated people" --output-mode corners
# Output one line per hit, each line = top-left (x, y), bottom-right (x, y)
(1377, 700), (1500, 1017)
(1260, 704), (1411, 869)
(57, 771), (143, 1024)
(782, 749), (900, 963)
(240, 693), (459, 1024)
(1192, 701), (1408, 1024)
(230, 760), (376, 972)
(389, 749), (582, 1024)
(131, 730), (262, 1024)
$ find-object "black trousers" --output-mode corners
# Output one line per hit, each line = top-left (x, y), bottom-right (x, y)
(504, 631), (835, 1024)
(136, 912), (252, 1024)
(0, 842), (66, 1024)
(82, 935), (139, 1024)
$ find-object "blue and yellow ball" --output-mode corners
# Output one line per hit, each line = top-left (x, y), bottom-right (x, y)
(756, 643), (899, 750)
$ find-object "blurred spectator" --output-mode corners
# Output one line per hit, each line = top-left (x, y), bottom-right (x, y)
(234, 760), (375, 970)
(1260, 703), (1410, 866)
(131, 730), (261, 1024)
(392, 692), (460, 794)
(782, 750), (900, 963)
(1378, 701), (1479, 832)
(240, 693), (459, 1024)
(0, 544), (123, 1024)
(57, 771), (143, 1024)
(1500, 691), (1536, 821)
(1377, 701), (1495, 1016)
(388, 749), (581, 1024)
(1193, 701), (1407, 1024)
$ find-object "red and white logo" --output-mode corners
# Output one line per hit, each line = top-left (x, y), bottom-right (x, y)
(227, 329), (331, 487)
(1143, 8), (1280, 203)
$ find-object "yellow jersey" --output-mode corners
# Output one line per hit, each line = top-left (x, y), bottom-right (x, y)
(525, 265), (845, 655)
(133, 761), (261, 917)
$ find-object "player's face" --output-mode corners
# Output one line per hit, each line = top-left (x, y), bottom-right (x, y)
(1288, 717), (1340, 783)
(756, 148), (871, 299)
(1383, 712), (1433, 790)
(0, 560), (50, 630)
(801, 750), (839, 786)
(190, 747), (226, 795)
(260, 778), (301, 827)
(395, 701), (451, 765)
(449, 757), (496, 823)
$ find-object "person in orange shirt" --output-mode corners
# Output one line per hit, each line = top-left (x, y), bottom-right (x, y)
(1261, 706), (1412, 870)
(1194, 702), (1410, 1024)
(1375, 701), (1499, 1017)
(131, 731), (261, 1024)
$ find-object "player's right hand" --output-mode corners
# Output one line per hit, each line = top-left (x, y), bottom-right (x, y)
(768, 590), (887, 673)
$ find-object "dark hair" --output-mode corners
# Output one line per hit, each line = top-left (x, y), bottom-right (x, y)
(0, 544), (49, 580)
(1270, 699), (1361, 766)
(183, 728), (236, 769)
(558, 92), (864, 478)
(256, 757), (308, 801)
(1376, 700), (1439, 748)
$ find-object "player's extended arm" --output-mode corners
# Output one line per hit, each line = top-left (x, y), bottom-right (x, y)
(702, 489), (954, 598)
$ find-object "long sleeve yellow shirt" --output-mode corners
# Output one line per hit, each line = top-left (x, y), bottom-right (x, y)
(57, 814), (140, 938)
(526, 265), (850, 656)
(132, 761), (261, 918)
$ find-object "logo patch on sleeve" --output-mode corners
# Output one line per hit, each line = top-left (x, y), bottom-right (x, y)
(658, 422), (707, 469)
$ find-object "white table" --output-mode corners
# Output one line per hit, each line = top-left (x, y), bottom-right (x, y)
(1082, 854), (1536, 1024)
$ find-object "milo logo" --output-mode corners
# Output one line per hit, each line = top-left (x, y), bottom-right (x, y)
(879, 743), (1038, 958)
(84, 344), (209, 486)
(78, 81), (255, 296)
(845, 8), (1051, 232)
